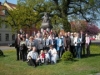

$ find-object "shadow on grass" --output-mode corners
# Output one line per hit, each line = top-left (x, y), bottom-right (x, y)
(57, 58), (79, 64)
(89, 54), (100, 57)
(81, 53), (100, 59)
(0, 55), (5, 57)
(0, 54), (9, 58)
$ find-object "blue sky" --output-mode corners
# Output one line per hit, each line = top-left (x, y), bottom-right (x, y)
(0, 0), (17, 4)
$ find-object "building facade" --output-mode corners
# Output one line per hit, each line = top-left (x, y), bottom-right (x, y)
(0, 1), (16, 45)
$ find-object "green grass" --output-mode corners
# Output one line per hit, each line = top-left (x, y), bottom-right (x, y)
(0, 45), (100, 75)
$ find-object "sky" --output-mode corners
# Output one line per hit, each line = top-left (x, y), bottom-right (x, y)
(0, 0), (17, 4)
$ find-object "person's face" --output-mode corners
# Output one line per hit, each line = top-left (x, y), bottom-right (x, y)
(26, 34), (28, 38)
(32, 47), (36, 52)
(85, 33), (88, 36)
(81, 31), (83, 34)
(41, 51), (43, 54)
(38, 31), (40, 33)
(18, 34), (20, 38)
(60, 32), (62, 36)
(20, 34), (23, 38)
(74, 33), (77, 37)
(65, 33), (68, 36)
(30, 38), (33, 41)
(50, 46), (53, 49)
(67, 32), (70, 36)
(37, 33), (40, 38)
(71, 33), (73, 36)
(20, 29), (23, 32)
(44, 50), (47, 53)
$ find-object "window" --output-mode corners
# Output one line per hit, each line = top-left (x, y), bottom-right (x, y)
(12, 34), (15, 40)
(5, 25), (8, 28)
(5, 34), (9, 41)
(0, 34), (1, 41)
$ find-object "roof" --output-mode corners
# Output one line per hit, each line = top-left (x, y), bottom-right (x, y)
(3, 1), (16, 10)
(0, 1), (17, 16)
(5, 1), (16, 9)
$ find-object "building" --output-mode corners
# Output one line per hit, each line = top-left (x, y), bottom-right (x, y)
(0, 1), (16, 45)
(3, 1), (16, 10)
(0, 1), (39, 45)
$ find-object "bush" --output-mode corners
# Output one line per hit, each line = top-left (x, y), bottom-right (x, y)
(61, 51), (73, 61)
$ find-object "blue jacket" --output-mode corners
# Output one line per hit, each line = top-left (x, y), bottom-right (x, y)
(57, 38), (63, 51)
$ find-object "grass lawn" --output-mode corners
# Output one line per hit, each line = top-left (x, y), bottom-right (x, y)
(0, 45), (100, 75)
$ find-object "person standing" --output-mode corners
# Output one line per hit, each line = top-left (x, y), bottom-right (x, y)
(43, 35), (50, 51)
(85, 33), (91, 57)
(26, 33), (29, 42)
(27, 36), (36, 52)
(15, 34), (21, 60)
(70, 33), (75, 57)
(80, 31), (85, 56)
(20, 37), (27, 61)
(76, 34), (82, 58)
(57, 34), (64, 59)
(36, 33), (44, 54)
(63, 32), (71, 51)
(74, 33), (82, 58)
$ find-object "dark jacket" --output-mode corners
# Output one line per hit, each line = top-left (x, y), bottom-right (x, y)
(15, 38), (20, 48)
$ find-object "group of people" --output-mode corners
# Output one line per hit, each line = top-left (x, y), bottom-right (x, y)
(15, 29), (91, 67)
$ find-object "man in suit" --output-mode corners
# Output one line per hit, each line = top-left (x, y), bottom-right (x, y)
(63, 32), (71, 51)
(15, 34), (21, 60)
(80, 31), (85, 56)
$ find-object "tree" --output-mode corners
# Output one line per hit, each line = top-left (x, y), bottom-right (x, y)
(85, 24), (100, 35)
(4, 0), (44, 31)
(71, 20), (100, 35)
(38, 0), (100, 32)
(71, 20), (87, 32)
(4, 0), (100, 32)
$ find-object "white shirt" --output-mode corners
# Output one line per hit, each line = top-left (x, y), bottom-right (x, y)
(49, 48), (58, 63)
(73, 37), (78, 46)
(20, 41), (26, 46)
(70, 36), (74, 46)
(85, 36), (90, 45)
(49, 48), (57, 56)
(27, 51), (38, 60)
(45, 53), (50, 59)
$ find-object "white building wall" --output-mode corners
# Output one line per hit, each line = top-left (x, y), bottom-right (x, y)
(0, 23), (16, 45)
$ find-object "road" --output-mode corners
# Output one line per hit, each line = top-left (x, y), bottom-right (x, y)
(91, 40), (100, 45)
(0, 46), (15, 50)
